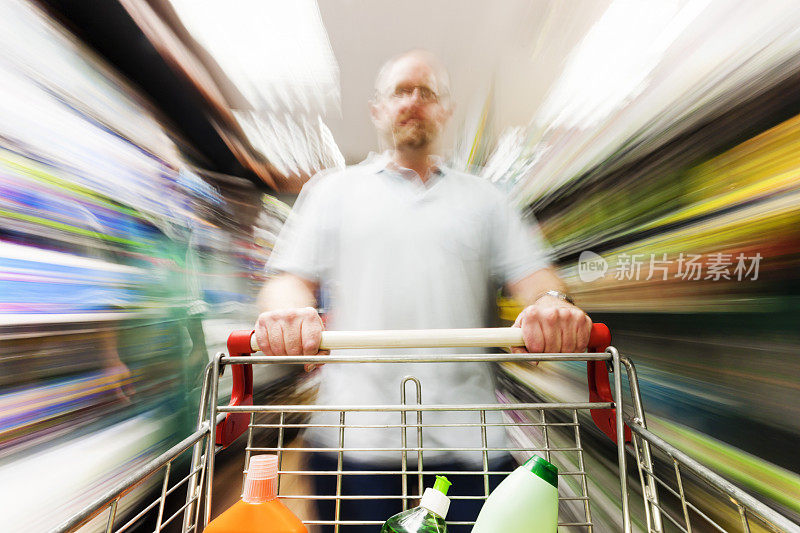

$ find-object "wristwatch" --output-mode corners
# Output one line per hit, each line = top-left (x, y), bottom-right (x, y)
(536, 290), (575, 306)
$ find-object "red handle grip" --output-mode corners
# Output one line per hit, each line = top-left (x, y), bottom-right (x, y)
(586, 323), (631, 443)
(215, 330), (255, 448)
(587, 323), (611, 353)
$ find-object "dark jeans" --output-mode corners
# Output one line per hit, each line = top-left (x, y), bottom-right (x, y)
(307, 452), (517, 532)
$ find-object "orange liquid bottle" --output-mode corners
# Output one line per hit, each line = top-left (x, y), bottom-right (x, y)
(205, 455), (307, 533)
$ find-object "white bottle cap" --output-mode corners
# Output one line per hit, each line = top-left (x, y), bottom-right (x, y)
(420, 487), (450, 519)
(242, 455), (278, 503)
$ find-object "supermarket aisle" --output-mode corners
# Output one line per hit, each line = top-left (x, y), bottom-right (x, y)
(0, 1), (294, 530)
(2, 1), (800, 532)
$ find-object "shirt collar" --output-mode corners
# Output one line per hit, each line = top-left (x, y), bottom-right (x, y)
(370, 151), (446, 178)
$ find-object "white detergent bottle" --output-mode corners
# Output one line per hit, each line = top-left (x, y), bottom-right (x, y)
(471, 455), (558, 533)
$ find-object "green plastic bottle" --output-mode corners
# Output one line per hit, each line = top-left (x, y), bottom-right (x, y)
(380, 476), (452, 533)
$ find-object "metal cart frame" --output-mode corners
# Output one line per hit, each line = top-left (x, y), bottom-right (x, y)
(56, 324), (799, 533)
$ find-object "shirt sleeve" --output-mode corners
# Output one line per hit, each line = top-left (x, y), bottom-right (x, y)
(267, 174), (333, 282)
(489, 195), (554, 285)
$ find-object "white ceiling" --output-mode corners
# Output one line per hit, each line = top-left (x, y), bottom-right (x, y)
(316, 0), (612, 164)
(156, 0), (800, 194)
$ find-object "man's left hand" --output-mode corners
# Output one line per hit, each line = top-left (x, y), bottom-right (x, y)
(511, 296), (592, 354)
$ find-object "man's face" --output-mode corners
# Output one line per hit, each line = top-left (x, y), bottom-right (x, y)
(372, 56), (451, 150)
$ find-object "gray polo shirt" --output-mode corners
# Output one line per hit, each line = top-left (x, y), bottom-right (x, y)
(269, 154), (552, 464)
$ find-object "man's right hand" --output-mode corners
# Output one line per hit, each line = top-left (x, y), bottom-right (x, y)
(254, 307), (328, 371)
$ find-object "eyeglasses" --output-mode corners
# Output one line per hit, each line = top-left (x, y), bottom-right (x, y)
(390, 85), (439, 103)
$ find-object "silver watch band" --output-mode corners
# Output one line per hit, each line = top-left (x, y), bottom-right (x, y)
(536, 290), (575, 306)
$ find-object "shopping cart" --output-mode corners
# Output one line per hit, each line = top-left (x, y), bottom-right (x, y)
(56, 324), (799, 533)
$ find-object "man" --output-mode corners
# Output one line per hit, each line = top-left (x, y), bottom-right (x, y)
(256, 50), (591, 531)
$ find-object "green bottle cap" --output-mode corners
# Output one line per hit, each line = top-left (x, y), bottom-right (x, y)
(523, 455), (558, 489)
(433, 475), (452, 495)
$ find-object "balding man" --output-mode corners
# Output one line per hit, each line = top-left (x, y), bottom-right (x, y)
(256, 50), (591, 531)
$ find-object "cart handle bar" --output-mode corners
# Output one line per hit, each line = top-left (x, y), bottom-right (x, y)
(216, 323), (625, 447)
(246, 325), (610, 351)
